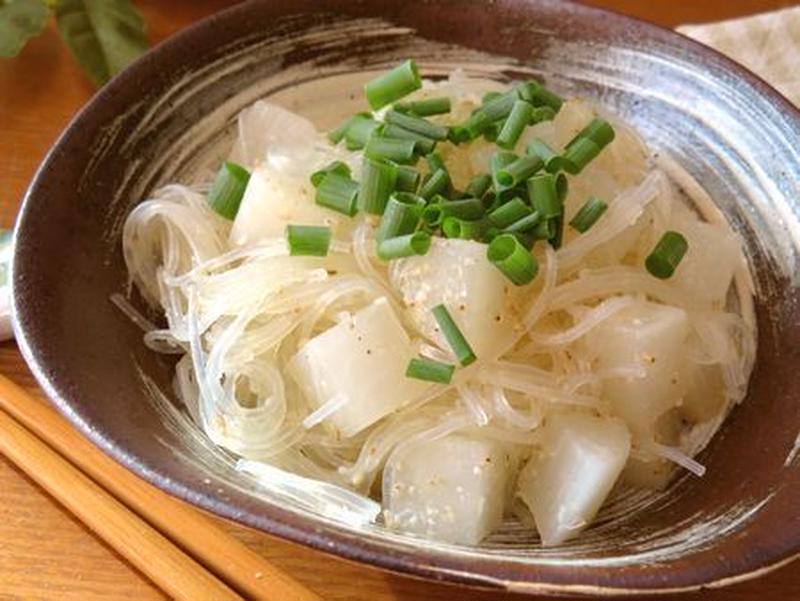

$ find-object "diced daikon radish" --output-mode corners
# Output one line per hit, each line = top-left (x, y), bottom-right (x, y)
(390, 238), (522, 360)
(586, 301), (690, 439)
(620, 408), (683, 490)
(669, 210), (742, 309)
(518, 412), (631, 546)
(230, 167), (348, 247)
(289, 297), (427, 437)
(383, 433), (515, 545)
(681, 363), (727, 423)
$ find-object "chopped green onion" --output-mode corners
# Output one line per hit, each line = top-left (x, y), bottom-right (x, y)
(432, 304), (476, 366)
(377, 231), (431, 260)
(465, 173), (492, 199)
(208, 161), (250, 220)
(528, 173), (561, 218)
(447, 124), (471, 144)
(495, 155), (544, 187)
(531, 106), (557, 123)
(405, 357), (455, 384)
(504, 211), (542, 233)
(646, 231), (688, 279)
(394, 164), (421, 193)
(364, 136), (418, 164)
(381, 123), (437, 155)
(395, 96), (451, 116)
(496, 100), (534, 149)
(376, 193), (424, 241)
(488, 197), (531, 228)
(487, 234), (539, 285)
(314, 173), (359, 216)
(311, 160), (351, 188)
(327, 116), (354, 145)
(516, 80), (564, 111)
(482, 120), (504, 143)
(567, 118), (615, 149)
(365, 59), (422, 110)
(457, 112), (491, 141)
(548, 214), (564, 250)
(569, 196), (608, 233)
(480, 91), (518, 121)
(556, 173), (569, 203)
(345, 113), (382, 150)
(418, 168), (449, 200)
(532, 218), (554, 239)
(441, 216), (488, 240)
(426, 151), (448, 175)
(385, 109), (449, 141)
(437, 197), (485, 220)
(422, 203), (444, 227)
(526, 138), (561, 173)
(482, 91), (503, 104)
(561, 137), (601, 175)
(358, 157), (398, 214)
(491, 151), (518, 192)
(286, 225), (331, 257)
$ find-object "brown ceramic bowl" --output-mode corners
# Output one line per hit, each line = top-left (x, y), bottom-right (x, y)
(11, 0), (800, 595)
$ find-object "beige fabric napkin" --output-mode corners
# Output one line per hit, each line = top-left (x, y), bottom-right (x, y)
(678, 6), (800, 105)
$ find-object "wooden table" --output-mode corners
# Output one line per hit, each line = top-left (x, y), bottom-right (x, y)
(1, 1), (798, 599)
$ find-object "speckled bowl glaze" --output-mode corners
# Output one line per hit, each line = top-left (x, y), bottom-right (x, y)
(11, 0), (800, 595)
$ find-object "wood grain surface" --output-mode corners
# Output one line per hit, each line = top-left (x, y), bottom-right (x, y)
(1, 2), (798, 600)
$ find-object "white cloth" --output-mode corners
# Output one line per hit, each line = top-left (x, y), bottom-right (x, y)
(678, 7), (800, 106)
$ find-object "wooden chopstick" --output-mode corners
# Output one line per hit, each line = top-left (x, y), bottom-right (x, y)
(0, 406), (243, 601)
(0, 375), (322, 601)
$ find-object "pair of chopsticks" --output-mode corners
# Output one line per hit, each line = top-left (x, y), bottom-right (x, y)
(0, 374), (322, 601)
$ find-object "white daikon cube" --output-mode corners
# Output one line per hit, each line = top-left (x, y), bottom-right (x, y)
(669, 210), (741, 309)
(681, 363), (727, 423)
(289, 298), (427, 437)
(518, 412), (631, 546)
(230, 167), (346, 246)
(383, 434), (515, 545)
(390, 238), (522, 360)
(586, 301), (690, 439)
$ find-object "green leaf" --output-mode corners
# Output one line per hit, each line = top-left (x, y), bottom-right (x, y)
(54, 0), (147, 86)
(0, 0), (49, 58)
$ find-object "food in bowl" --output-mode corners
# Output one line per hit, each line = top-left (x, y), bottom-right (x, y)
(120, 60), (755, 546)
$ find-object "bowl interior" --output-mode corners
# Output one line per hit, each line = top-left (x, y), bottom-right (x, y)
(12, 0), (800, 594)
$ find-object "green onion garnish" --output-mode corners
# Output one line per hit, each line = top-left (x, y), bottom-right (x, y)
(491, 151), (518, 192)
(381, 123), (437, 155)
(528, 173), (561, 218)
(532, 218), (554, 239)
(516, 81), (564, 111)
(385, 109), (449, 141)
(432, 304), (477, 366)
(567, 118), (615, 149)
(549, 214), (565, 250)
(405, 357), (455, 384)
(426, 151), (447, 175)
(441, 216), (488, 240)
(358, 157), (398, 215)
(465, 173), (492, 199)
(496, 100), (534, 150)
(208, 161), (251, 220)
(395, 96), (451, 116)
(531, 106), (557, 123)
(482, 121), (503, 143)
(376, 193), (424, 242)
(495, 155), (544, 187)
(314, 173), (359, 216)
(488, 197), (531, 229)
(504, 211), (542, 233)
(645, 231), (688, 279)
(327, 116), (354, 145)
(482, 90), (503, 105)
(394, 164), (421, 193)
(457, 112), (491, 141)
(377, 231), (431, 260)
(344, 113), (382, 150)
(561, 137), (601, 174)
(569, 196), (608, 233)
(487, 234), (539, 286)
(422, 203), (444, 227)
(526, 138), (562, 173)
(556, 173), (569, 203)
(480, 91), (518, 121)
(364, 136), (418, 165)
(364, 59), (422, 110)
(286, 225), (331, 257)
(310, 161), (351, 188)
(418, 168), (450, 200)
(436, 197), (485, 220)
